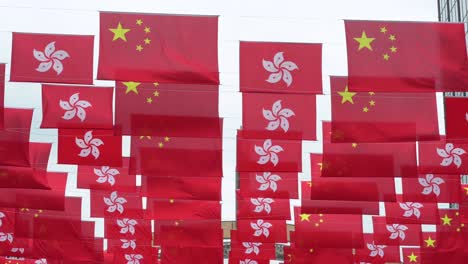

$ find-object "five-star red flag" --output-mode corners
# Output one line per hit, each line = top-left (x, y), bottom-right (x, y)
(345, 20), (468, 92)
(10, 32), (94, 84)
(240, 41), (322, 94)
(41, 84), (114, 129)
(142, 176), (221, 200)
(444, 97), (468, 139)
(330, 76), (439, 142)
(98, 12), (219, 84)
(146, 198), (221, 220)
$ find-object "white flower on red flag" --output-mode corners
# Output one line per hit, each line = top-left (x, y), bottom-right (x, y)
(419, 174), (445, 196)
(60, 93), (91, 122)
(256, 172), (282, 192)
(34, 259), (47, 264)
(263, 52), (298, 87)
(125, 254), (143, 264)
(240, 259), (258, 264)
(10, 247), (24, 254)
(104, 191), (127, 214)
(437, 143), (466, 168)
(399, 202), (423, 219)
(250, 198), (274, 214)
(94, 166), (120, 186)
(367, 242), (386, 258)
(33, 41), (69, 75)
(117, 218), (138, 235)
(251, 219), (272, 238)
(121, 239), (137, 250)
(242, 242), (262, 255)
(263, 100), (295, 132)
(75, 130), (104, 159)
(386, 224), (408, 240)
(255, 139), (283, 166)
(0, 212), (5, 227)
(0, 232), (13, 243)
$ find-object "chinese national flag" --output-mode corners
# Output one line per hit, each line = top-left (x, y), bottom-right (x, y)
(238, 172), (298, 199)
(0, 108), (33, 167)
(302, 199), (380, 215)
(240, 41), (322, 94)
(154, 219), (222, 247)
(345, 20), (468, 92)
(402, 248), (421, 264)
(444, 97), (468, 139)
(142, 176), (221, 200)
(330, 76), (439, 142)
(10, 33), (94, 84)
(41, 84), (114, 129)
(401, 174), (461, 203)
(242, 92), (316, 140)
(418, 139), (468, 174)
(161, 246), (223, 264)
(283, 246), (354, 264)
(146, 198), (220, 220)
(99, 12), (219, 84)
(57, 129), (122, 166)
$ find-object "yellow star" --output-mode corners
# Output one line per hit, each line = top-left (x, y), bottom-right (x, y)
(299, 213), (311, 222)
(383, 54), (390, 61)
(380, 26), (387, 33)
(338, 85), (357, 104)
(144, 27), (151, 33)
(407, 252), (418, 262)
(136, 19), (143, 26)
(368, 92), (375, 95)
(389, 34), (396, 41)
(144, 38), (151, 45)
(136, 45), (143, 52)
(390, 46), (397, 53)
(441, 214), (453, 225)
(109, 22), (130, 42)
(464, 187), (468, 195)
(307, 181), (312, 187)
(164, 136), (170, 142)
(309, 248), (314, 253)
(169, 199), (174, 203)
(123, 81), (141, 94)
(146, 97), (153, 104)
(139, 136), (151, 140)
(153, 82), (159, 87)
(424, 236), (436, 248)
(363, 107), (369, 112)
(352, 143), (358, 148)
(354, 31), (375, 51)
(153, 91), (160, 97)
(369, 100), (376, 106)
(318, 162), (323, 171)
(158, 142), (164, 148)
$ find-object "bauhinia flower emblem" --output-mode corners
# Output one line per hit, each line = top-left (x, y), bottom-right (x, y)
(75, 130), (104, 159)
(262, 52), (298, 87)
(0, 232), (13, 243)
(256, 172), (282, 192)
(263, 100), (295, 132)
(367, 242), (386, 258)
(104, 191), (127, 214)
(33, 41), (69, 75)
(437, 143), (466, 168)
(11, 247), (24, 254)
(240, 259), (258, 264)
(0, 212), (5, 227)
(34, 259), (47, 264)
(419, 174), (445, 196)
(60, 93), (91, 122)
(121, 239), (137, 250)
(399, 202), (423, 219)
(117, 218), (138, 235)
(255, 139), (283, 166)
(251, 198), (274, 214)
(386, 224), (408, 240)
(251, 219), (272, 238)
(95, 166), (120, 186)
(243, 242), (262, 255)
(125, 254), (143, 264)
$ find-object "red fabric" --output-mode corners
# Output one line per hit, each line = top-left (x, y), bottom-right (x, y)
(114, 81), (219, 135)
(402, 248), (421, 264)
(372, 216), (420, 246)
(236, 219), (287, 243)
(0, 108), (33, 167)
(10, 32), (93, 84)
(240, 41), (322, 94)
(0, 166), (48, 189)
(89, 190), (143, 219)
(109, 246), (155, 264)
(142, 176), (221, 200)
(242, 92), (316, 140)
(238, 172), (298, 199)
(146, 198), (220, 220)
(310, 153), (323, 177)
(418, 139), (468, 175)
(444, 97), (468, 140)
(0, 64), (4, 128)
(160, 246), (223, 264)
(385, 202), (439, 225)
(230, 231), (276, 259)
(41, 84), (113, 129)
(57, 129), (122, 166)
(330, 76), (439, 142)
(237, 195), (291, 220)
(345, 20), (468, 92)
(283, 246), (354, 264)
(154, 220), (222, 247)
(401, 174), (461, 203)
(104, 217), (152, 240)
(98, 12), (219, 84)
(354, 234), (400, 263)
(302, 199), (380, 215)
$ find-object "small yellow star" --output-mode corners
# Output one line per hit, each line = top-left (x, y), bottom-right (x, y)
(315, 223), (320, 227)
(368, 92), (375, 95)
(109, 22), (131, 42)
(464, 187), (468, 195)
(424, 236), (436, 247)
(136, 45), (143, 52)
(144, 38), (151, 45)
(123, 81), (141, 94)
(363, 107), (369, 112)
(299, 213), (311, 222)
(153, 91), (160, 97)
(309, 248), (314, 253)
(158, 142), (164, 148)
(354, 31), (375, 51)
(136, 19), (143, 26)
(164, 136), (170, 142)
(146, 97), (153, 104)
(139, 136), (151, 140)
(407, 252), (418, 262)
(307, 181), (312, 187)
(380, 26), (387, 33)
(153, 82), (159, 87)
(338, 85), (357, 104)
(441, 214), (453, 226)
(369, 100), (376, 106)
(352, 143), (358, 148)
(383, 54), (390, 61)
(144, 27), (151, 33)
(390, 46), (397, 53)
(169, 199), (174, 203)
(389, 34), (396, 41)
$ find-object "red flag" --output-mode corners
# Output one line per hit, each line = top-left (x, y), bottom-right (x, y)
(302, 199), (380, 215)
(90, 190), (143, 219)
(242, 92), (316, 140)
(345, 20), (468, 92)
(98, 12), (219, 84)
(229, 231), (276, 260)
(372, 216), (420, 246)
(385, 202), (439, 224)
(57, 129), (122, 166)
(240, 41), (322, 94)
(0, 64), (4, 128)
(0, 166), (48, 189)
(402, 248), (421, 264)
(10, 33), (94, 84)
(418, 139), (468, 174)
(154, 219), (222, 247)
(104, 217), (152, 240)
(444, 97), (468, 140)
(77, 159), (137, 192)
(401, 174), (461, 203)
(146, 198), (220, 220)
(283, 246), (354, 264)
(0, 108), (33, 167)
(237, 195), (291, 220)
(160, 246), (223, 264)
(354, 234), (400, 263)
(330, 76), (439, 142)
(41, 84), (113, 129)
(142, 176), (221, 200)
(236, 219), (287, 243)
(238, 172), (298, 199)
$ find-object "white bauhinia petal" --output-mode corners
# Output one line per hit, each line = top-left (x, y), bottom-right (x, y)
(432, 177), (445, 185)
(437, 148), (450, 158)
(107, 205), (117, 213)
(367, 243), (376, 251)
(266, 120), (280, 131)
(269, 174), (281, 181)
(377, 248), (385, 258)
(115, 197), (127, 204)
(128, 219), (137, 225)
(257, 155), (270, 165)
(91, 145), (100, 159)
(52, 59), (63, 75)
(103, 197), (113, 206)
(369, 250), (378, 257)
(399, 231), (406, 240)
(269, 145), (284, 153)
(272, 100), (282, 116)
(266, 72), (282, 84)
(245, 247), (253, 254)
(51, 50), (70, 60)
(433, 185), (441, 196)
(262, 222), (272, 228)
(62, 109), (77, 120)
(107, 169), (120, 176)
(121, 240), (130, 249)
(90, 138), (104, 146)
(33, 49), (48, 62)
(452, 148), (466, 155)
(403, 210), (413, 218)
(76, 107), (86, 122)
(279, 116), (290, 132)
(453, 155), (462, 168)
(110, 191), (118, 201)
(44, 42), (56, 58)
(389, 232), (398, 240)
(255, 145), (268, 156)
(262, 109), (276, 121)
(426, 174), (434, 182)
(273, 52), (284, 68)
(96, 176), (107, 184)
(413, 208), (421, 219)
(253, 230), (263, 237)
(84, 131), (93, 144)
(278, 108), (295, 118)
(94, 168), (105, 177)
(445, 143), (454, 153)
(399, 203), (410, 210)
(262, 228), (270, 237)
(256, 174), (267, 184)
(251, 198), (261, 206)
(386, 225), (396, 233)
(282, 69), (293, 87)
(69, 93), (80, 105)
(75, 100), (91, 108)
(270, 153), (279, 166)
(254, 205), (263, 213)
(270, 181), (278, 192)
(117, 204), (124, 214)
(36, 61), (53, 72)
(120, 226), (129, 234)
(441, 156), (454, 166)
(108, 175), (115, 186)
(117, 219), (125, 227)
(59, 100), (73, 110)
(411, 202), (423, 208)
(258, 183), (269, 191)
(422, 186), (433, 195)
(79, 147), (92, 158)
(398, 225), (408, 231)
(129, 225), (135, 235)
(280, 61), (298, 71)
(264, 203), (271, 214)
(263, 139), (272, 150)
(250, 222), (259, 230)
(418, 177), (430, 187)
(262, 59), (278, 73)
(75, 137), (87, 148)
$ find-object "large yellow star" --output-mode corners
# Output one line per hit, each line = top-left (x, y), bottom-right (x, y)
(407, 252), (418, 262)
(338, 85), (357, 104)
(424, 236), (436, 248)
(109, 22), (130, 42)
(123, 81), (141, 94)
(441, 214), (453, 226)
(299, 213), (311, 222)
(354, 31), (375, 51)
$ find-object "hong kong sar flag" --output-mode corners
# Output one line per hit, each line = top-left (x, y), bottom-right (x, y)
(10, 33), (94, 84)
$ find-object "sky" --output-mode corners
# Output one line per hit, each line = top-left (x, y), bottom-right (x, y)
(0, 0), (440, 241)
